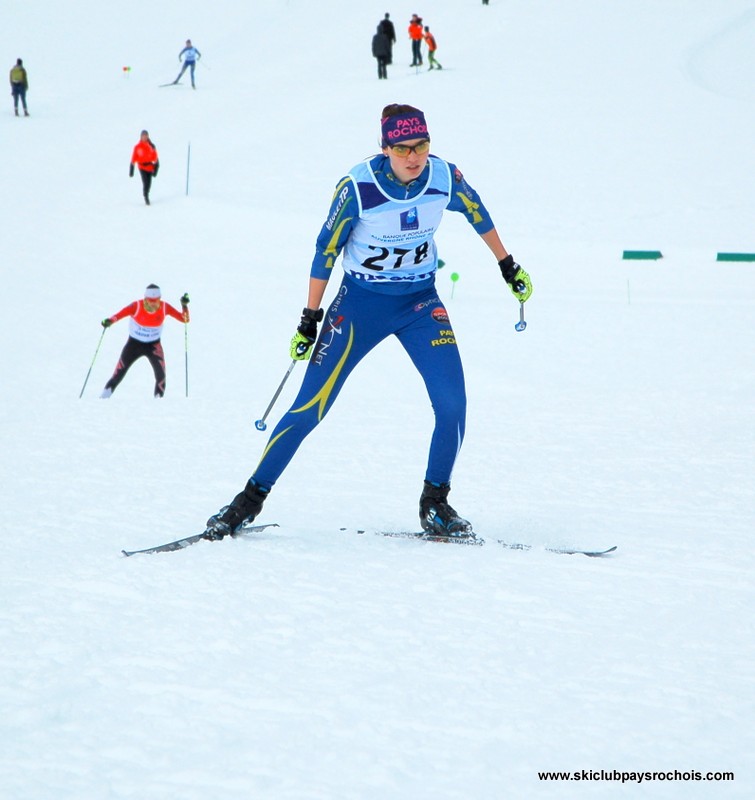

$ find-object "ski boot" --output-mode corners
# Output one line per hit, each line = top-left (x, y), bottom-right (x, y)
(204, 479), (269, 540)
(419, 481), (473, 539)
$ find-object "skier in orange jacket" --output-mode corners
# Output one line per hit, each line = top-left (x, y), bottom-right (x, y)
(424, 27), (443, 70)
(129, 130), (160, 205)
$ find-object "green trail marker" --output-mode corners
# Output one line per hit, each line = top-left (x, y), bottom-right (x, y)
(622, 250), (663, 260)
(716, 252), (755, 262)
(450, 271), (459, 298)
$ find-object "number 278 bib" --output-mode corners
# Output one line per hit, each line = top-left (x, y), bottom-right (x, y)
(341, 156), (452, 285)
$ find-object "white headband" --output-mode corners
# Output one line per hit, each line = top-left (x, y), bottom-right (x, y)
(144, 287), (161, 299)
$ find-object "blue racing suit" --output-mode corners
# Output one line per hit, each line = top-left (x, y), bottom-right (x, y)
(176, 45), (201, 86)
(252, 153), (497, 489)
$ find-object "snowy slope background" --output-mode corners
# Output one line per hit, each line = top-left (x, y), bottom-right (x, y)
(1, 0), (754, 797)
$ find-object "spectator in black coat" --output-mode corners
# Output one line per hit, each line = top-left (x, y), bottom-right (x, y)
(378, 13), (396, 64)
(372, 26), (391, 79)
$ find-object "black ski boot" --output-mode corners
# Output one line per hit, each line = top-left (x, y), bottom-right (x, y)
(419, 481), (473, 537)
(204, 480), (269, 540)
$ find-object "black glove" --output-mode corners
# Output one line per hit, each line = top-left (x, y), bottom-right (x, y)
(290, 307), (324, 360)
(180, 293), (190, 306)
(498, 254), (533, 302)
(129, 164), (134, 178)
(153, 161), (159, 178)
(101, 318), (113, 328)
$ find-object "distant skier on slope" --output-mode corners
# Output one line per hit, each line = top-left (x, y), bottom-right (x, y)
(100, 285), (189, 398)
(200, 102), (533, 542)
(423, 27), (443, 70)
(172, 39), (202, 88)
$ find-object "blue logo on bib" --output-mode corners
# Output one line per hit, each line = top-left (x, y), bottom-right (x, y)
(400, 207), (419, 231)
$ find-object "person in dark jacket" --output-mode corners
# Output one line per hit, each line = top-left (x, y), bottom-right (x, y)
(377, 13), (396, 64)
(9, 58), (29, 117)
(372, 26), (391, 79)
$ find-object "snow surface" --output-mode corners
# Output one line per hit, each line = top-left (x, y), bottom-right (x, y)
(1, 1), (754, 798)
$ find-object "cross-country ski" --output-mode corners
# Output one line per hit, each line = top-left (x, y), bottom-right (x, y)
(342, 528), (615, 555)
(121, 523), (279, 556)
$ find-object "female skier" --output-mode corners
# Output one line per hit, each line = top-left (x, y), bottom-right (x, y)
(100, 285), (189, 398)
(204, 103), (532, 539)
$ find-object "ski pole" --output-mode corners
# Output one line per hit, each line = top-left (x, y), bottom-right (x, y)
(181, 292), (190, 397)
(79, 327), (107, 398)
(254, 360), (297, 431)
(515, 300), (527, 332)
(184, 319), (189, 397)
(185, 142), (191, 196)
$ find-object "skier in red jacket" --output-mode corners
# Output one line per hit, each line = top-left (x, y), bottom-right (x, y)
(100, 285), (189, 398)
(129, 130), (160, 205)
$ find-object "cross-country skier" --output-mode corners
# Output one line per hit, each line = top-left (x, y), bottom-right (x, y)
(173, 39), (201, 88)
(202, 103), (532, 541)
(129, 130), (159, 205)
(100, 285), (189, 398)
(423, 27), (443, 70)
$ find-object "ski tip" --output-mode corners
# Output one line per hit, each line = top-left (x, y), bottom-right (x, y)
(497, 541), (618, 557)
(585, 545), (618, 557)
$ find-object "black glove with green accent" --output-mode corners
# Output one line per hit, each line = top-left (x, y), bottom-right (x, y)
(290, 307), (324, 360)
(180, 293), (190, 306)
(499, 255), (533, 302)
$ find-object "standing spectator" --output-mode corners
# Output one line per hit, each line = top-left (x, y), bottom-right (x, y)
(9, 58), (29, 117)
(100, 285), (190, 399)
(408, 16), (424, 66)
(378, 13), (396, 64)
(129, 130), (159, 206)
(372, 25), (391, 80)
(173, 39), (202, 89)
(423, 26), (443, 70)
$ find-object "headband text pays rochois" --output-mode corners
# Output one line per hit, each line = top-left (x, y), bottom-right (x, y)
(381, 112), (429, 146)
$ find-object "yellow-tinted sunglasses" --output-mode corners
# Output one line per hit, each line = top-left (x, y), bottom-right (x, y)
(389, 140), (431, 157)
